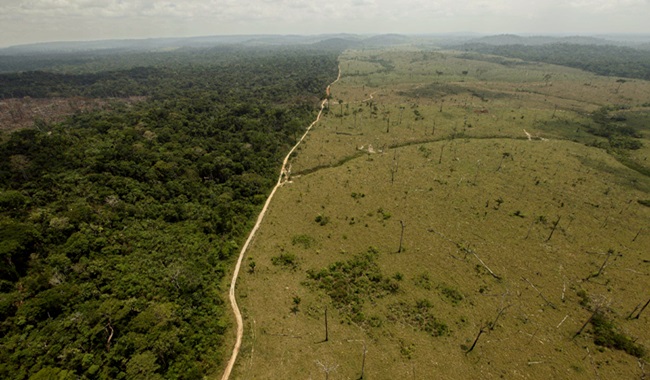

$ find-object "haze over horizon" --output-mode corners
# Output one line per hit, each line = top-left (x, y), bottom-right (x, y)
(1, 0), (649, 48)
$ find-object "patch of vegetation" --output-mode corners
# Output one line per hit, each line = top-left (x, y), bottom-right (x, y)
(638, 199), (650, 207)
(290, 295), (301, 314)
(291, 234), (316, 249)
(590, 311), (646, 358)
(398, 339), (415, 359)
(271, 253), (299, 270)
(587, 107), (644, 150)
(577, 290), (591, 308)
(305, 247), (399, 324)
(512, 210), (525, 218)
(413, 273), (432, 290)
(377, 207), (391, 220)
(314, 214), (330, 226)
(418, 145), (432, 158)
(351, 192), (365, 200)
(438, 284), (464, 305)
(387, 299), (449, 337)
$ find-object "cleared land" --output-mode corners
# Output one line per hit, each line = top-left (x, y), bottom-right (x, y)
(229, 47), (650, 379)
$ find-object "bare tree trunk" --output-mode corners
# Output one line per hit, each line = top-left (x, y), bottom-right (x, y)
(523, 277), (556, 309)
(489, 305), (511, 330)
(359, 342), (367, 379)
(465, 326), (486, 354)
(546, 216), (561, 242)
(585, 249), (613, 281)
(324, 306), (329, 342)
(105, 321), (114, 352)
(631, 298), (650, 320)
(574, 307), (601, 339)
(398, 220), (406, 253)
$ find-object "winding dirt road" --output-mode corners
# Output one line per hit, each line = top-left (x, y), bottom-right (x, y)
(220, 67), (341, 380)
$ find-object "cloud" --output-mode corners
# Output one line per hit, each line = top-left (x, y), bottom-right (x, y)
(0, 0), (648, 46)
(567, 0), (648, 12)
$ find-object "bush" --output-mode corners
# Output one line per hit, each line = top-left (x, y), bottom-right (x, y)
(314, 214), (330, 226)
(305, 247), (398, 324)
(591, 311), (646, 358)
(271, 253), (299, 270)
(388, 300), (449, 337)
(438, 284), (464, 305)
(291, 234), (316, 249)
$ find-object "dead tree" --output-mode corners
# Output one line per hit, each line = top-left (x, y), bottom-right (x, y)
(359, 341), (367, 379)
(496, 152), (511, 172)
(523, 277), (557, 309)
(429, 228), (501, 280)
(629, 298), (650, 320)
(390, 150), (399, 184)
(104, 319), (114, 352)
(525, 217), (536, 240)
(397, 220), (406, 253)
(585, 249), (613, 281)
(316, 360), (339, 380)
(465, 325), (487, 354)
(545, 215), (562, 242)
(489, 304), (511, 330)
(324, 306), (329, 342)
(574, 307), (601, 339)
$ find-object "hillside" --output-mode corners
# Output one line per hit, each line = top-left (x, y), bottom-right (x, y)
(233, 46), (650, 379)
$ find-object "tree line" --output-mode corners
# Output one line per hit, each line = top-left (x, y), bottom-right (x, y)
(459, 43), (650, 80)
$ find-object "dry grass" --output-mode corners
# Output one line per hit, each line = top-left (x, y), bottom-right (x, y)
(225, 47), (650, 379)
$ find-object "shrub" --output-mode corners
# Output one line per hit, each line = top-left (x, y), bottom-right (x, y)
(271, 253), (299, 270)
(305, 247), (398, 324)
(591, 311), (646, 358)
(314, 214), (330, 226)
(439, 284), (464, 305)
(637, 199), (650, 207)
(291, 234), (316, 249)
(388, 300), (449, 337)
(413, 273), (432, 290)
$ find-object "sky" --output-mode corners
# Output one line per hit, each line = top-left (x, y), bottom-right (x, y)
(1, 0), (649, 47)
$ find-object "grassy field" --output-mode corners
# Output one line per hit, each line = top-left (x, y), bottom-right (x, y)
(227, 47), (650, 379)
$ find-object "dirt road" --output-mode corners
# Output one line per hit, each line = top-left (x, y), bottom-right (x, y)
(220, 67), (340, 380)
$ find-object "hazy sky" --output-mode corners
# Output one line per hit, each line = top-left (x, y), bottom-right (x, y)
(1, 0), (649, 47)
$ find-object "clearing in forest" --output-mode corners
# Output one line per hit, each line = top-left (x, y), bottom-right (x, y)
(229, 47), (650, 379)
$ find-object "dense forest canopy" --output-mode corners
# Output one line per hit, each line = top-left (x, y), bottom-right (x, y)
(458, 43), (650, 80)
(0, 45), (339, 379)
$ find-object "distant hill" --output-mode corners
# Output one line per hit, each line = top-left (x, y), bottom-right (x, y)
(0, 33), (413, 56)
(467, 34), (620, 46)
(310, 37), (362, 51)
(5, 33), (650, 57)
(360, 34), (413, 47)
